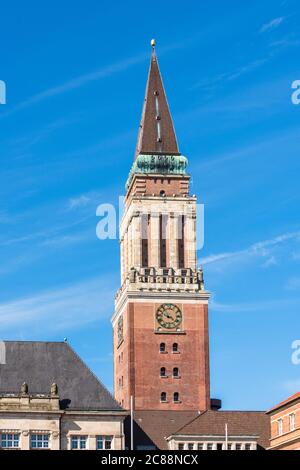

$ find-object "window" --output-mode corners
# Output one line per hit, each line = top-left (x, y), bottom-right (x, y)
(1, 433), (20, 449)
(160, 392), (167, 402)
(207, 443), (213, 450)
(197, 443), (203, 450)
(172, 343), (178, 353)
(160, 367), (166, 377)
(235, 443), (241, 450)
(290, 413), (295, 431)
(30, 434), (49, 449)
(160, 343), (166, 353)
(178, 215), (185, 268)
(71, 435), (87, 450)
(173, 392), (179, 402)
(97, 435), (113, 450)
(227, 443), (232, 450)
(159, 214), (167, 268)
(173, 367), (179, 378)
(178, 443), (184, 450)
(245, 443), (251, 450)
(141, 214), (150, 268)
(187, 443), (194, 450)
(278, 418), (283, 436)
(217, 443), (223, 450)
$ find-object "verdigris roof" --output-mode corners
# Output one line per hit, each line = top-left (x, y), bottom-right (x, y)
(0, 341), (121, 411)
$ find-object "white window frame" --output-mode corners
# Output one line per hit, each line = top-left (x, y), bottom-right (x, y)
(70, 435), (88, 450)
(289, 413), (295, 431)
(30, 433), (50, 449)
(278, 418), (283, 436)
(96, 435), (113, 450)
(0, 432), (20, 449)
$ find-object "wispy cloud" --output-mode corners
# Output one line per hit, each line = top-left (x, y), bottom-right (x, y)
(195, 125), (300, 171)
(0, 276), (117, 336)
(192, 58), (268, 91)
(0, 38), (190, 120)
(211, 297), (300, 313)
(0, 53), (146, 119)
(285, 277), (300, 291)
(262, 255), (277, 268)
(260, 17), (285, 34)
(192, 27), (297, 93)
(201, 231), (300, 267)
(283, 380), (300, 394)
(292, 252), (300, 261)
(68, 195), (91, 210)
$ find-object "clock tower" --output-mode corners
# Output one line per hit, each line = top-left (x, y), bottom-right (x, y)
(112, 41), (210, 411)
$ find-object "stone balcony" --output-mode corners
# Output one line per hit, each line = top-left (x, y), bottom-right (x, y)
(116, 266), (205, 302)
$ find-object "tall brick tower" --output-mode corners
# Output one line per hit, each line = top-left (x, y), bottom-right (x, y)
(112, 41), (210, 411)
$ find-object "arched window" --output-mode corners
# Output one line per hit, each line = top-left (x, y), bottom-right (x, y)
(173, 367), (179, 378)
(161, 392), (167, 402)
(172, 343), (178, 353)
(160, 367), (166, 377)
(173, 392), (179, 402)
(160, 342), (166, 353)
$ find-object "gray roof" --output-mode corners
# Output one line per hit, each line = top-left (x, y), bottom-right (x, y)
(0, 341), (121, 411)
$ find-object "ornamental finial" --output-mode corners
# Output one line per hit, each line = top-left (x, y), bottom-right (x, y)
(151, 38), (156, 50)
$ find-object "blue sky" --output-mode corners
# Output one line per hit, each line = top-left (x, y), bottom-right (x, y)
(1, 0), (300, 410)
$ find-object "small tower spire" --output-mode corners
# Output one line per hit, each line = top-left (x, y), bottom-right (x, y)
(134, 40), (180, 159)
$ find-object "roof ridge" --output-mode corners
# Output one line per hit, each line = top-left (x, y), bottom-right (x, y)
(215, 410), (266, 414)
(266, 390), (300, 413)
(65, 342), (122, 411)
(2, 340), (66, 344)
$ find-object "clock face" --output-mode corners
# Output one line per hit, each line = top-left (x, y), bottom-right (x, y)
(156, 304), (182, 330)
(117, 315), (123, 345)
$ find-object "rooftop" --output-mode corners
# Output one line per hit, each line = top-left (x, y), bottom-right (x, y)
(0, 341), (121, 412)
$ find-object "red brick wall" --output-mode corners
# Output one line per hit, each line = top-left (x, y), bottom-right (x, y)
(127, 175), (190, 200)
(269, 399), (300, 449)
(114, 301), (210, 411)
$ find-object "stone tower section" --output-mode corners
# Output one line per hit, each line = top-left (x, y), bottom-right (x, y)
(112, 41), (210, 411)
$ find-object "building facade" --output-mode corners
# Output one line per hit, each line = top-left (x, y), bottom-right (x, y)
(267, 391), (300, 450)
(0, 341), (126, 450)
(112, 41), (210, 411)
(124, 409), (270, 450)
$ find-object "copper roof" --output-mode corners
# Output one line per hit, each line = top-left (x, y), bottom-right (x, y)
(134, 44), (180, 159)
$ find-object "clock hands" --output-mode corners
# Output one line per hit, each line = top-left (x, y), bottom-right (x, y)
(163, 310), (175, 321)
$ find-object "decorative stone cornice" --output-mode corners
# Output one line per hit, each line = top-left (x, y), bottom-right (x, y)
(126, 154), (188, 189)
